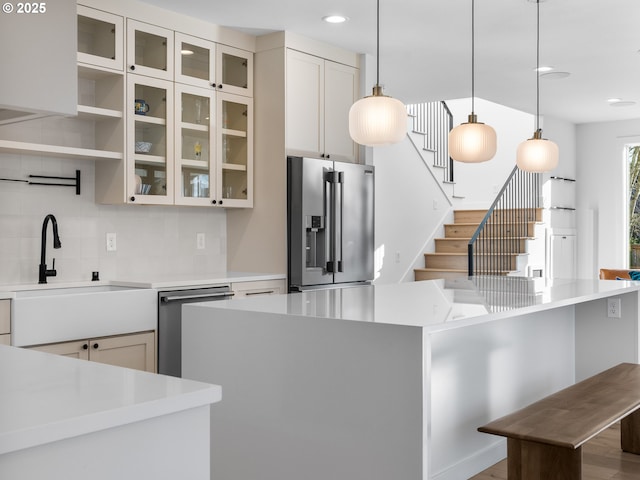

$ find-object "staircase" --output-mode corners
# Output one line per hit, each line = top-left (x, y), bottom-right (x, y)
(407, 102), (543, 282)
(414, 207), (543, 281)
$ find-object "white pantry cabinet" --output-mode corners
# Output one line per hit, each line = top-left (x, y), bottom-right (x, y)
(286, 49), (358, 163)
(28, 331), (156, 373)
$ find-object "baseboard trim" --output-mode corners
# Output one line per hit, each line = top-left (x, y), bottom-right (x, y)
(431, 439), (506, 480)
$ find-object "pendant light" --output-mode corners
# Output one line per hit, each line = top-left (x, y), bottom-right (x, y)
(448, 0), (497, 163)
(348, 0), (407, 146)
(516, 0), (559, 172)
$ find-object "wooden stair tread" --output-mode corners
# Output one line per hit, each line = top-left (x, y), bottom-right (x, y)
(426, 252), (527, 257)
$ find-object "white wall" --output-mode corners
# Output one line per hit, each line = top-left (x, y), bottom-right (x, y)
(373, 134), (451, 284)
(576, 119), (640, 278)
(0, 152), (227, 285)
(446, 98), (534, 208)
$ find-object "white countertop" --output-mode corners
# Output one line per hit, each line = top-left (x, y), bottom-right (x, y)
(186, 277), (640, 333)
(0, 345), (221, 455)
(0, 272), (285, 293)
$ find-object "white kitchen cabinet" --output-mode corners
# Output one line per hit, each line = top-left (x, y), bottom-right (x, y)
(126, 20), (174, 81)
(28, 331), (156, 373)
(217, 92), (253, 207)
(175, 34), (253, 98)
(216, 44), (254, 97)
(175, 83), (216, 206)
(77, 6), (124, 71)
(549, 232), (577, 279)
(231, 279), (286, 298)
(127, 74), (175, 205)
(0, 300), (10, 346)
(174, 85), (253, 207)
(286, 49), (358, 162)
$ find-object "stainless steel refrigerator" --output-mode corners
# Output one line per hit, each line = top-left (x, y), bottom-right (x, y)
(287, 156), (374, 291)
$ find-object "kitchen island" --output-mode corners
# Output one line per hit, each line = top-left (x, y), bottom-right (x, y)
(182, 276), (640, 480)
(0, 345), (221, 479)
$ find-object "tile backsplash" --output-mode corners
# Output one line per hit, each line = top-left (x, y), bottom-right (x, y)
(0, 153), (226, 285)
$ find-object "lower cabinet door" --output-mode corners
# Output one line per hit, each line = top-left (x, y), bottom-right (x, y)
(90, 332), (156, 373)
(29, 340), (90, 361)
(27, 332), (156, 373)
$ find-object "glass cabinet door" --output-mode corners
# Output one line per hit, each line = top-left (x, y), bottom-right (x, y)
(175, 33), (216, 89)
(216, 45), (253, 97)
(127, 75), (174, 204)
(77, 6), (123, 71)
(217, 92), (253, 207)
(126, 20), (173, 81)
(175, 84), (215, 206)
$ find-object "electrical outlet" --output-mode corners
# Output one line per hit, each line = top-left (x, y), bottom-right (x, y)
(106, 233), (117, 252)
(607, 298), (621, 318)
(196, 233), (206, 250)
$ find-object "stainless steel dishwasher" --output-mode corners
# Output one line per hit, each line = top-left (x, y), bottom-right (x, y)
(158, 285), (233, 377)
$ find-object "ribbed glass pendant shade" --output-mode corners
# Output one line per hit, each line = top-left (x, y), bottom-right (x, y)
(516, 131), (559, 172)
(448, 115), (497, 163)
(349, 89), (407, 146)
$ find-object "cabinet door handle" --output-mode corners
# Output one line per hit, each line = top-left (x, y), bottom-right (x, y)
(212, 200), (217, 205)
(82, 344), (89, 350)
(245, 290), (275, 296)
(93, 343), (99, 350)
(218, 84), (223, 89)
(211, 83), (216, 88)
(130, 65), (135, 71)
(130, 196), (136, 202)
(219, 200), (223, 205)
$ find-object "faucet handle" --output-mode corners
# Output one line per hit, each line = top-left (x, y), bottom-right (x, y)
(46, 258), (57, 278)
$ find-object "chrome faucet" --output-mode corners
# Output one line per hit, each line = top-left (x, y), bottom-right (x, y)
(38, 214), (61, 284)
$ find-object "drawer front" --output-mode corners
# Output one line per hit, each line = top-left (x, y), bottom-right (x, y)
(0, 300), (9, 335)
(231, 279), (286, 298)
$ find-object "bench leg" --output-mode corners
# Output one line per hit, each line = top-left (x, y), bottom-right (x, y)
(621, 409), (640, 454)
(507, 438), (582, 480)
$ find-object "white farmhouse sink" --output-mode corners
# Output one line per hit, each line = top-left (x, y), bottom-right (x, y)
(12, 284), (157, 347)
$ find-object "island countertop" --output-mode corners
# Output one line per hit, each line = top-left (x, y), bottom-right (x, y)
(0, 345), (221, 456)
(186, 276), (640, 333)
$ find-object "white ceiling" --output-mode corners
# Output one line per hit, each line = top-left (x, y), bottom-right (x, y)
(140, 0), (640, 125)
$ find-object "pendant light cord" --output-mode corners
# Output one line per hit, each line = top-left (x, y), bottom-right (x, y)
(536, 0), (540, 132)
(376, 0), (380, 87)
(471, 0), (475, 114)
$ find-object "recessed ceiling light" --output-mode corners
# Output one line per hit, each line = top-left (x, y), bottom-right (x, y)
(181, 49), (194, 56)
(610, 101), (636, 107)
(608, 98), (622, 103)
(322, 15), (348, 24)
(535, 66), (554, 73)
(539, 71), (571, 80)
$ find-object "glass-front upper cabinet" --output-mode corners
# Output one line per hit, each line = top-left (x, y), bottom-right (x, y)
(175, 33), (215, 89)
(217, 92), (253, 207)
(127, 74), (174, 205)
(174, 84), (216, 206)
(77, 6), (124, 71)
(126, 20), (174, 81)
(216, 44), (253, 97)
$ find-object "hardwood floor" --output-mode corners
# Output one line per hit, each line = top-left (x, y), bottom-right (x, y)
(470, 423), (640, 479)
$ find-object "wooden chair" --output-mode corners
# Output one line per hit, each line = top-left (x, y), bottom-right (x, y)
(599, 269), (639, 280)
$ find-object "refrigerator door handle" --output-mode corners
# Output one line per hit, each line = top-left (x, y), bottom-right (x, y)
(336, 171), (344, 272)
(325, 170), (340, 273)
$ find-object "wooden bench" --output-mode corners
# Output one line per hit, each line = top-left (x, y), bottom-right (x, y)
(478, 363), (640, 479)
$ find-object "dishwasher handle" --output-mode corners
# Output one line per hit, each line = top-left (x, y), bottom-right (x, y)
(160, 291), (234, 303)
